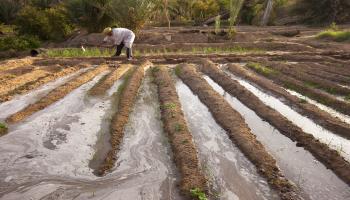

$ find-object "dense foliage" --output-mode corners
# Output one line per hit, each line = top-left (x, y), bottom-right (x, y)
(0, 35), (41, 51)
(15, 5), (74, 40)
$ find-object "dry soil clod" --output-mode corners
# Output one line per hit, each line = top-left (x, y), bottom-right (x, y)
(6, 64), (109, 123)
(198, 59), (350, 186)
(177, 63), (301, 200)
(227, 63), (350, 139)
(97, 61), (151, 175)
(88, 64), (132, 96)
(153, 66), (208, 198)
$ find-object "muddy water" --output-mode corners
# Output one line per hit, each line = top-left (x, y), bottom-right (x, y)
(175, 78), (277, 200)
(0, 72), (181, 199)
(287, 89), (350, 125)
(204, 75), (350, 200)
(224, 72), (350, 162)
(0, 67), (91, 121)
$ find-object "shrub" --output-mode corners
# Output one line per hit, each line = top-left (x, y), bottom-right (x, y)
(0, 0), (24, 24)
(192, 0), (220, 23)
(15, 5), (74, 41)
(0, 35), (41, 51)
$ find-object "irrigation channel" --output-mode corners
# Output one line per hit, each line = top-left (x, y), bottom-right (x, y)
(0, 59), (349, 200)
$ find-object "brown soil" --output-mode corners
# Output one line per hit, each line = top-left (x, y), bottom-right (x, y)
(88, 64), (131, 96)
(6, 64), (109, 123)
(265, 62), (350, 97)
(153, 66), (208, 197)
(294, 63), (350, 85)
(304, 62), (350, 78)
(248, 61), (350, 116)
(0, 64), (88, 103)
(198, 59), (350, 186)
(0, 57), (35, 72)
(97, 61), (151, 175)
(177, 63), (301, 200)
(227, 63), (350, 140)
(0, 69), (50, 97)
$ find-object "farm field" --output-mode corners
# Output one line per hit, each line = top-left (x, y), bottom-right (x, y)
(0, 26), (350, 200)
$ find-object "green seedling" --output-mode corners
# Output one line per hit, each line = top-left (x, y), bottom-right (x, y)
(0, 122), (8, 136)
(163, 103), (176, 110)
(175, 66), (182, 76)
(190, 188), (207, 200)
(247, 62), (278, 76)
(174, 123), (184, 132)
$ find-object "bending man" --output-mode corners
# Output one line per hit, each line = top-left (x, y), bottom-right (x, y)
(102, 27), (135, 60)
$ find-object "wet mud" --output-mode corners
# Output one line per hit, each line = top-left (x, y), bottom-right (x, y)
(6, 65), (109, 123)
(226, 63), (350, 139)
(97, 61), (151, 175)
(153, 66), (208, 198)
(204, 74), (350, 200)
(176, 78), (278, 200)
(177, 63), (301, 200)
(198, 59), (350, 185)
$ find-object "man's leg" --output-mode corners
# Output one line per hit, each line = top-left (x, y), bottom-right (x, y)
(126, 48), (133, 60)
(114, 42), (125, 56)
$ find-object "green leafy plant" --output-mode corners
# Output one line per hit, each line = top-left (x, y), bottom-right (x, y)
(246, 62), (278, 76)
(0, 35), (41, 51)
(0, 122), (8, 136)
(163, 103), (176, 110)
(190, 188), (207, 200)
(316, 30), (350, 42)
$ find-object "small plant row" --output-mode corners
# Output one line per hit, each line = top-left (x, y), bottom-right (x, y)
(97, 61), (151, 175)
(152, 66), (208, 199)
(6, 64), (109, 123)
(198, 59), (350, 186)
(176, 63), (301, 200)
(246, 62), (350, 116)
(226, 63), (350, 140)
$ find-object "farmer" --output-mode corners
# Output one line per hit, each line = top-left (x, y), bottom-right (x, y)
(102, 27), (135, 60)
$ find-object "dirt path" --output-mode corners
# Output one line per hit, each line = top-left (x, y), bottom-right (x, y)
(5, 65), (109, 124)
(97, 61), (151, 175)
(247, 61), (350, 116)
(177, 63), (301, 200)
(226, 63), (350, 139)
(152, 66), (208, 198)
(197, 59), (350, 186)
(88, 64), (131, 96)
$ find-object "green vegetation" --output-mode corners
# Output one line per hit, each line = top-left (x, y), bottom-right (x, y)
(174, 123), (184, 132)
(175, 66), (182, 76)
(345, 94), (350, 102)
(0, 122), (8, 136)
(163, 103), (177, 110)
(45, 48), (114, 57)
(0, 35), (41, 51)
(316, 30), (350, 42)
(190, 188), (207, 200)
(246, 62), (278, 77)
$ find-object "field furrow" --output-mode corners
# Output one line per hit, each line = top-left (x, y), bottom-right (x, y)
(153, 66), (207, 198)
(177, 63), (301, 200)
(5, 64), (109, 123)
(226, 63), (350, 139)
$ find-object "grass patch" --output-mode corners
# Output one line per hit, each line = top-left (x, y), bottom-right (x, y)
(246, 62), (278, 77)
(316, 30), (350, 42)
(45, 48), (114, 58)
(174, 66), (182, 76)
(162, 103), (176, 110)
(0, 122), (8, 136)
(190, 188), (207, 200)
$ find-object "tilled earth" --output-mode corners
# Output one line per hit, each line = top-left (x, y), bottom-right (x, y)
(0, 26), (350, 200)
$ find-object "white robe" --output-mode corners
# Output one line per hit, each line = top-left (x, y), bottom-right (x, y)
(103, 28), (135, 48)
